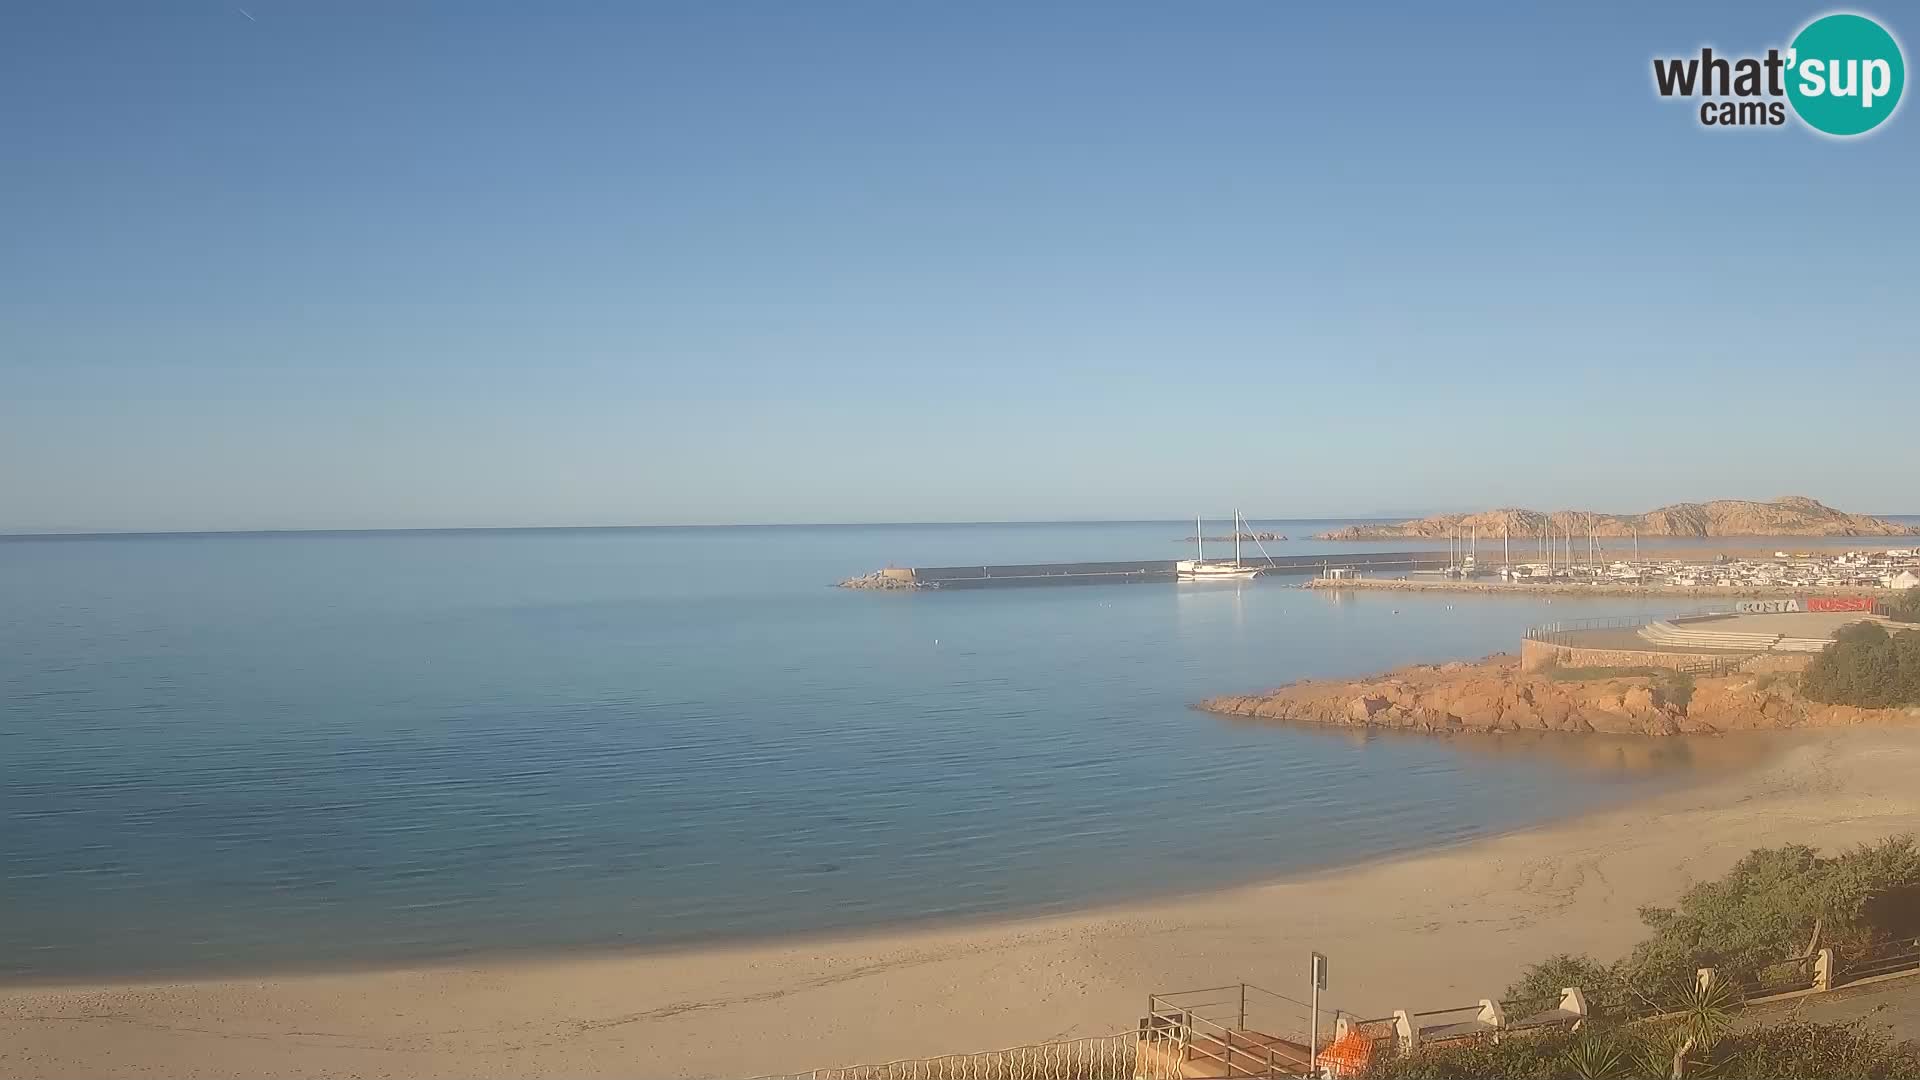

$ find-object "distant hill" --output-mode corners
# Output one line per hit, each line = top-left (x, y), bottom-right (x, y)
(1316, 497), (1920, 540)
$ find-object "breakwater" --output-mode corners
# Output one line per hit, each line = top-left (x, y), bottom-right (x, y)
(842, 551), (1452, 589)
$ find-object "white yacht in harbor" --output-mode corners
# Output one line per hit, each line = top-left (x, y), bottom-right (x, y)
(1177, 512), (1263, 580)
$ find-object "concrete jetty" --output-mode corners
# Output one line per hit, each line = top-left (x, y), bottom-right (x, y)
(840, 551), (1451, 589)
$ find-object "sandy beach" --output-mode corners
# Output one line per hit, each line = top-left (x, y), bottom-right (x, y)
(6, 729), (1920, 1079)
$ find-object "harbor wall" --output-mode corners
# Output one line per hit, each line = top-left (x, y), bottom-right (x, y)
(1517, 638), (1814, 674)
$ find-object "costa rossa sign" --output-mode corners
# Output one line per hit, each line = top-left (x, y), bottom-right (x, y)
(1734, 597), (1874, 613)
(1808, 596), (1875, 612)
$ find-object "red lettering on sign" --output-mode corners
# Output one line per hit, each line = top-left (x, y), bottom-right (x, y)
(1806, 597), (1873, 612)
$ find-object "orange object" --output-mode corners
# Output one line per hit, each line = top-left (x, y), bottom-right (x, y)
(1317, 1030), (1373, 1077)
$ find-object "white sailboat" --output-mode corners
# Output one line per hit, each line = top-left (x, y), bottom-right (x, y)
(1177, 512), (1263, 581)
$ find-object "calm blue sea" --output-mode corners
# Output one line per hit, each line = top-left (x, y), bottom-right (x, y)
(0, 520), (1885, 981)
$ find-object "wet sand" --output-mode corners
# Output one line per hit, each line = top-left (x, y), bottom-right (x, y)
(5, 730), (1920, 1079)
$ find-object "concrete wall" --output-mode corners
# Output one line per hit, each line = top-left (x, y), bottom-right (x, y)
(1518, 638), (1812, 674)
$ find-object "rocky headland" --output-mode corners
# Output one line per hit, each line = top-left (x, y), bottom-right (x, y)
(1197, 654), (1919, 737)
(1318, 496), (1917, 541)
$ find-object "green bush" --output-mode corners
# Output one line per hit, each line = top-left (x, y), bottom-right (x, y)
(1800, 622), (1920, 708)
(1381, 837), (1920, 1080)
(1502, 954), (1624, 1011)
(1884, 590), (1920, 624)
(1714, 1018), (1920, 1079)
(1624, 835), (1920, 995)
(1363, 1020), (1920, 1080)
(1497, 837), (1920, 1003)
(1362, 1030), (1584, 1080)
(1538, 666), (1695, 710)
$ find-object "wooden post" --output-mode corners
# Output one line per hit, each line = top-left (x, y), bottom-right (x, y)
(1394, 1010), (1419, 1056)
(1560, 987), (1589, 1017)
(1815, 948), (1836, 992)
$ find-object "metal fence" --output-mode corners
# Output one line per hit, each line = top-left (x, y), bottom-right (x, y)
(1842, 938), (1920, 983)
(1523, 609), (1761, 677)
(1741, 957), (1815, 998)
(1140, 983), (1332, 1078)
(1523, 614), (1666, 642)
(1522, 609), (1734, 645)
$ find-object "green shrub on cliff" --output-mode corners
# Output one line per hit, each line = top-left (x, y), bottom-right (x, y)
(1403, 838), (1920, 1080)
(1538, 665), (1695, 710)
(1623, 835), (1920, 995)
(1364, 1020), (1920, 1080)
(1500, 836), (1920, 1003)
(1713, 1018), (1920, 1078)
(1800, 622), (1920, 708)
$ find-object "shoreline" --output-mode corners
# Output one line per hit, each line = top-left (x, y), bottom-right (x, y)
(0, 725), (1736, 993)
(1304, 577), (1897, 598)
(11, 731), (1920, 1078)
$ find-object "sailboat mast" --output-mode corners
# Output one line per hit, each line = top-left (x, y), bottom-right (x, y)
(1234, 511), (1242, 568)
(1196, 515), (1204, 564)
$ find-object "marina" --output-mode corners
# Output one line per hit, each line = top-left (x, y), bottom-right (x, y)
(1430, 533), (1920, 591)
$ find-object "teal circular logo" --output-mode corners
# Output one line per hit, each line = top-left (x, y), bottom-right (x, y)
(1787, 13), (1905, 136)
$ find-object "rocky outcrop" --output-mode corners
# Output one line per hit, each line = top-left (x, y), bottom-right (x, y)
(838, 569), (919, 590)
(1317, 497), (1917, 541)
(1196, 654), (1920, 737)
(1183, 532), (1288, 543)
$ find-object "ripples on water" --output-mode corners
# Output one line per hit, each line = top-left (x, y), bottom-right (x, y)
(0, 523), (1774, 979)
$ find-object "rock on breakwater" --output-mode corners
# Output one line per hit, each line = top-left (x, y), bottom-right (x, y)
(838, 568), (919, 590)
(1197, 654), (1920, 737)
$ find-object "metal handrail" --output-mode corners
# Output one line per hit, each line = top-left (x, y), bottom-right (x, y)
(1410, 1004), (1484, 1019)
(1143, 1010), (1301, 1078)
(1498, 993), (1564, 1017)
(1841, 943), (1920, 981)
(1147, 982), (1328, 1034)
(1523, 607), (1732, 641)
(1145, 983), (1324, 1079)
(1242, 983), (1319, 1011)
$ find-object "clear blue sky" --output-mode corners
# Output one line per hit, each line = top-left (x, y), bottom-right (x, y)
(3, 2), (1913, 531)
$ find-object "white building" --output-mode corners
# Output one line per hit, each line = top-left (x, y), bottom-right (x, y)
(1892, 570), (1920, 591)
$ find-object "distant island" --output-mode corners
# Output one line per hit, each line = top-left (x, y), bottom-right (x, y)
(1181, 531), (1287, 543)
(1317, 496), (1917, 540)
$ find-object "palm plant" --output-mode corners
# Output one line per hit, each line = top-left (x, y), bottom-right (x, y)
(1643, 979), (1741, 1079)
(1563, 1031), (1630, 1080)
